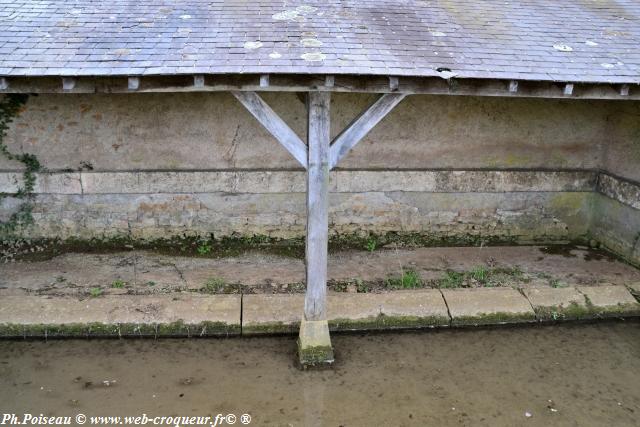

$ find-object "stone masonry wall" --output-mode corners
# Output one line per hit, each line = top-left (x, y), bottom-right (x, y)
(0, 93), (638, 263)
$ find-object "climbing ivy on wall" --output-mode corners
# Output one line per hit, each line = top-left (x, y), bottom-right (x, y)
(0, 94), (41, 236)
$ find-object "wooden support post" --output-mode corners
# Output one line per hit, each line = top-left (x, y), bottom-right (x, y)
(304, 91), (331, 321)
(0, 77), (7, 90)
(509, 80), (519, 93)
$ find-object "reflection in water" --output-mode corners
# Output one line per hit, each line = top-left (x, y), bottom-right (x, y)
(304, 380), (326, 427)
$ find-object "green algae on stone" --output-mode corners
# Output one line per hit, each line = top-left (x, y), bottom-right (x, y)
(297, 343), (334, 368)
(452, 311), (536, 326)
(534, 302), (591, 321)
(329, 314), (450, 331)
(243, 321), (300, 335)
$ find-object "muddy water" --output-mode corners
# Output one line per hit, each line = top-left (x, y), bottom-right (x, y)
(0, 323), (639, 427)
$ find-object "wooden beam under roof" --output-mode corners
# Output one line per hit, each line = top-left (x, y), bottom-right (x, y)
(0, 74), (636, 100)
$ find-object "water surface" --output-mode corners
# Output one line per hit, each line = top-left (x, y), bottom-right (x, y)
(1, 322), (638, 426)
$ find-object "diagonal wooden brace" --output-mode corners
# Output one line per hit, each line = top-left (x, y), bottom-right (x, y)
(232, 91), (308, 168)
(329, 93), (406, 169)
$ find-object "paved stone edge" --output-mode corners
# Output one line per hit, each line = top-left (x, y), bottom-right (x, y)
(1, 286), (639, 339)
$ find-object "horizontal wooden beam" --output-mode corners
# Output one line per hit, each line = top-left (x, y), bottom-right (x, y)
(329, 93), (406, 169)
(232, 91), (308, 169)
(0, 74), (637, 100)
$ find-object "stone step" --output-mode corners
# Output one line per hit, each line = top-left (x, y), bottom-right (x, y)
(1, 285), (638, 338)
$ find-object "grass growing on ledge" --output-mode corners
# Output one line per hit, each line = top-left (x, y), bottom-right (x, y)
(200, 277), (241, 294)
(386, 270), (423, 289)
(435, 266), (527, 289)
(111, 279), (126, 288)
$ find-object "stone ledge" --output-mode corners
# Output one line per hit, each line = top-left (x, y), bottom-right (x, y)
(0, 294), (241, 338)
(522, 286), (590, 321)
(576, 285), (640, 318)
(242, 290), (450, 335)
(442, 288), (536, 326)
(0, 170), (598, 195)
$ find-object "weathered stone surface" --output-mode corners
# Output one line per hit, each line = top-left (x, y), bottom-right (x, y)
(0, 170), (598, 195)
(242, 291), (450, 334)
(597, 173), (640, 211)
(298, 319), (334, 368)
(0, 294), (241, 337)
(590, 193), (640, 267)
(16, 190), (592, 242)
(328, 290), (450, 330)
(577, 285), (640, 318)
(3, 93), (626, 172)
(3, 247), (640, 298)
(442, 288), (536, 326)
(523, 286), (589, 320)
(242, 294), (304, 334)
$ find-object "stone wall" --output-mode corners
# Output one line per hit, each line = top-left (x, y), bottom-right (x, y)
(0, 92), (639, 263)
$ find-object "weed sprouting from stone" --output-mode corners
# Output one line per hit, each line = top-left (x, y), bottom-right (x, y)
(196, 241), (212, 255)
(202, 278), (226, 293)
(355, 278), (370, 293)
(386, 270), (422, 289)
(111, 279), (126, 288)
(470, 265), (488, 284)
(437, 270), (465, 288)
(435, 265), (528, 289)
(89, 287), (103, 297)
(365, 237), (377, 252)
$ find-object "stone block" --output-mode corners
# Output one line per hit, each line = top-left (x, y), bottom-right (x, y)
(442, 288), (536, 326)
(523, 286), (589, 320)
(577, 285), (640, 318)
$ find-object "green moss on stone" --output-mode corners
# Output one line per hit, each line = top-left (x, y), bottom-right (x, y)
(535, 302), (591, 321)
(0, 321), (239, 339)
(297, 342), (334, 368)
(453, 311), (536, 326)
(329, 314), (449, 331)
(587, 303), (640, 318)
(243, 321), (300, 335)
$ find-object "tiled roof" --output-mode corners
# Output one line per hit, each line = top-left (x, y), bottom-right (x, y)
(1, 0), (639, 83)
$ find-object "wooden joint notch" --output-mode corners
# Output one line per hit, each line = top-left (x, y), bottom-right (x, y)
(62, 77), (76, 91)
(128, 76), (140, 91)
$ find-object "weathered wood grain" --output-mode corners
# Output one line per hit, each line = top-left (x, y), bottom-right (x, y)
(304, 91), (331, 321)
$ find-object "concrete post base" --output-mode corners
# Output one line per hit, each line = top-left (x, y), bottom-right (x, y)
(297, 318), (334, 368)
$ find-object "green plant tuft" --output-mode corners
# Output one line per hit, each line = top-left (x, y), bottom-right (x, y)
(196, 241), (212, 255)
(386, 269), (422, 289)
(111, 279), (126, 288)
